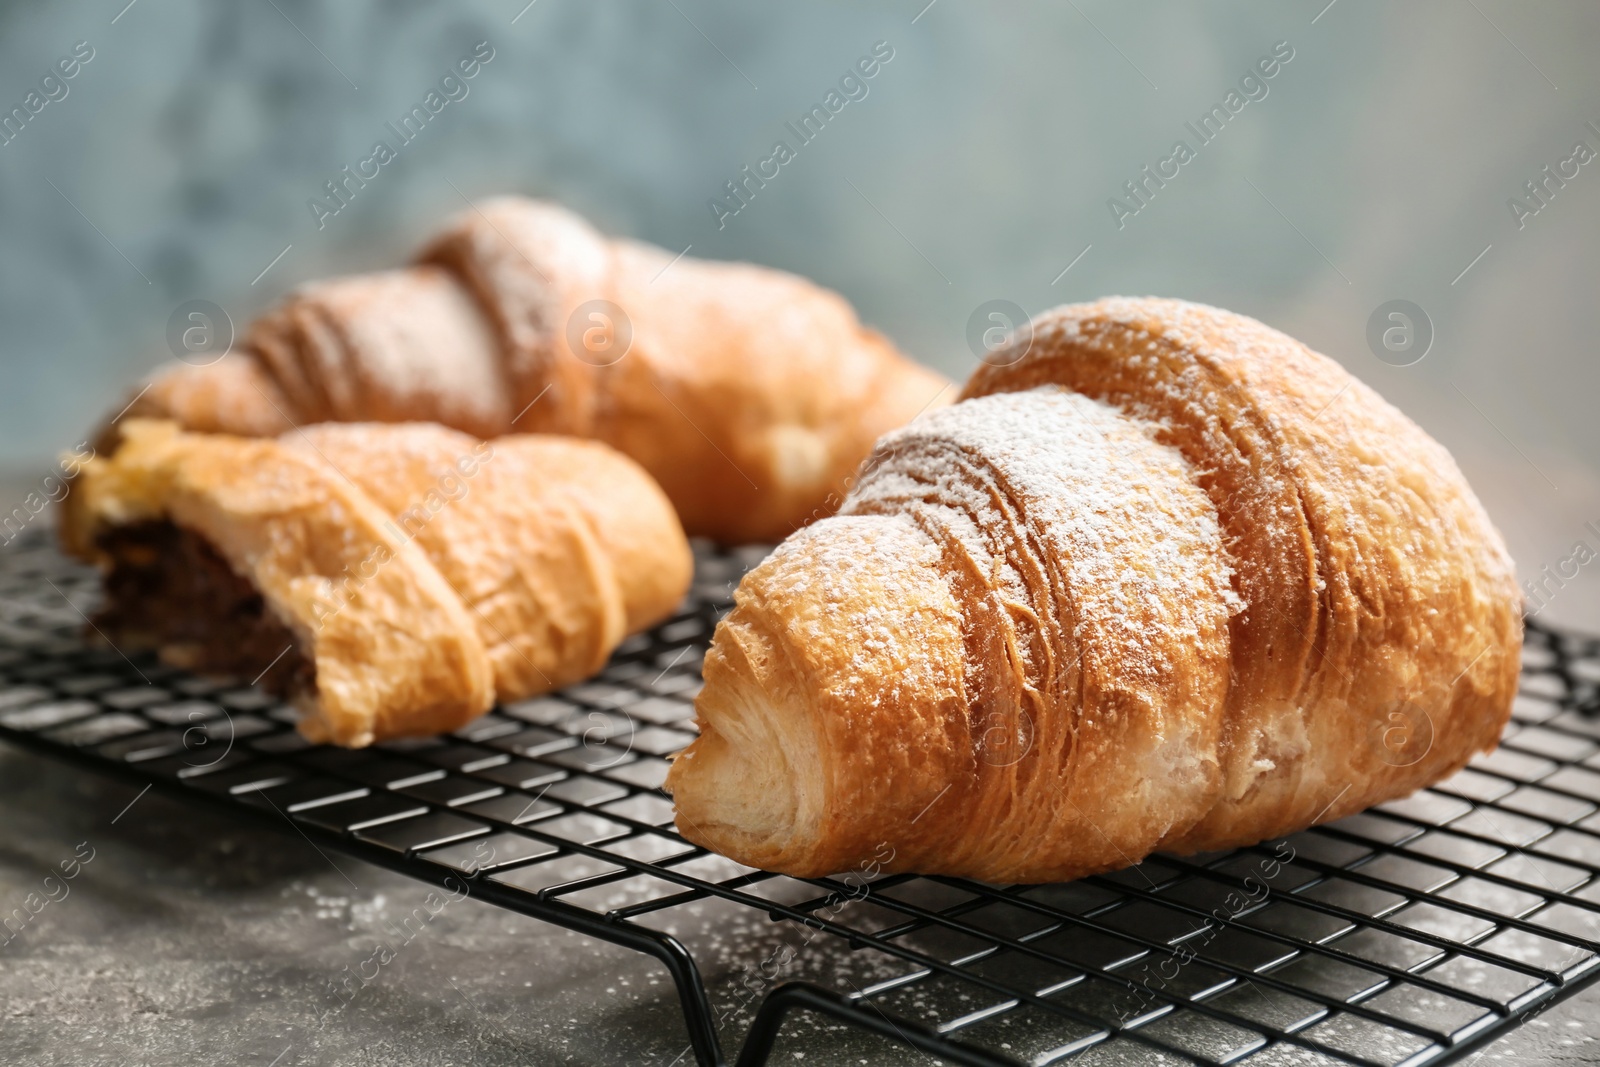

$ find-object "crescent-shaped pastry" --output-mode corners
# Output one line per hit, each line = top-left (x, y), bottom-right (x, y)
(667, 298), (1522, 882)
(62, 419), (691, 747)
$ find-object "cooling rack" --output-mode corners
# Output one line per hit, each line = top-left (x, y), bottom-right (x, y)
(2, 527), (1599, 1067)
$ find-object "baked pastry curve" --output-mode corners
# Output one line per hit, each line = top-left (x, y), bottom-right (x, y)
(62, 419), (691, 747)
(105, 197), (950, 543)
(666, 298), (1522, 882)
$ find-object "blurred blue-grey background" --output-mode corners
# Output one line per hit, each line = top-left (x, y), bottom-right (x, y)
(2, 0), (1597, 626)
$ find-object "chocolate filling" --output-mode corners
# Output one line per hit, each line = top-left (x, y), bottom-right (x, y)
(94, 521), (314, 702)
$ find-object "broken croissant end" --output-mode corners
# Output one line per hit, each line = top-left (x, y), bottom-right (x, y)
(61, 419), (691, 747)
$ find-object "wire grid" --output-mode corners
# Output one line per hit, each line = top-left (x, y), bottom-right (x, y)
(2, 528), (1599, 1067)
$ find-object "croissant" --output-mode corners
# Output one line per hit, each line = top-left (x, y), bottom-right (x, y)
(666, 298), (1522, 883)
(61, 419), (691, 747)
(109, 197), (950, 543)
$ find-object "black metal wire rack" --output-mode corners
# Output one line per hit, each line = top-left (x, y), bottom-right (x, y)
(3, 527), (1599, 1067)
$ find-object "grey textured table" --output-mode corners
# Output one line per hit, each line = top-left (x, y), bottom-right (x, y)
(0, 744), (703, 1067)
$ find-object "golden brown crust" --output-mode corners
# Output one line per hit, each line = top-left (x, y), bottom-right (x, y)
(102, 355), (295, 455)
(416, 198), (609, 439)
(965, 299), (1522, 850)
(249, 267), (513, 438)
(667, 298), (1522, 882)
(590, 235), (949, 541)
(64, 419), (692, 747)
(509, 434), (694, 636)
(285, 422), (691, 697)
(107, 198), (949, 543)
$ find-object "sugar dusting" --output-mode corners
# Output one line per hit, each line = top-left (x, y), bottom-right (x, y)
(841, 387), (1237, 685)
(756, 515), (953, 711)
